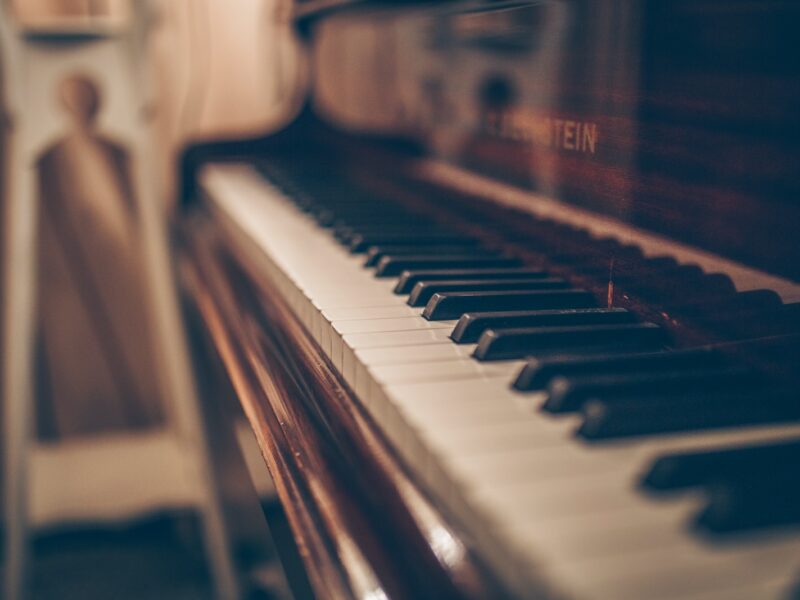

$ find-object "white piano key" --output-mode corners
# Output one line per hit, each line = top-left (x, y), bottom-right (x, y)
(344, 327), (455, 349)
(333, 316), (441, 335)
(370, 358), (522, 385)
(509, 499), (702, 563)
(466, 423), (800, 521)
(356, 343), (478, 366)
(312, 295), (408, 310)
(425, 407), (560, 456)
(333, 319), (453, 368)
(556, 534), (800, 600)
(322, 305), (421, 320)
(348, 343), (477, 400)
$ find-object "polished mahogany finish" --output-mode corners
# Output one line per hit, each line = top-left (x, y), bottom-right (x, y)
(307, 0), (800, 282)
(182, 220), (508, 600)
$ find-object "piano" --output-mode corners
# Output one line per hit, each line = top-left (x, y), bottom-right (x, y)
(177, 1), (800, 598)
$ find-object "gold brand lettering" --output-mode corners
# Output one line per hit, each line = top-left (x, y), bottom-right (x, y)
(582, 122), (597, 154)
(563, 120), (576, 150)
(482, 109), (599, 155)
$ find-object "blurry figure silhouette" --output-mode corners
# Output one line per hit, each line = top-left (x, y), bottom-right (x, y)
(458, 73), (529, 184)
(479, 74), (518, 115)
(36, 75), (162, 436)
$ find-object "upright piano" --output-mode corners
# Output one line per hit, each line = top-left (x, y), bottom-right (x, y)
(178, 1), (800, 598)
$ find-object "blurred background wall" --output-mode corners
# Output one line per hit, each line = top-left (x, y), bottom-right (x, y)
(148, 0), (299, 198)
(3, 0), (299, 440)
(11, 0), (299, 202)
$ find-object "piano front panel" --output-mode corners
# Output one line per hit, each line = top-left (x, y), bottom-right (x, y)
(312, 0), (800, 282)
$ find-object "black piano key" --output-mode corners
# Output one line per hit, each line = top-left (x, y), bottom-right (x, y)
(667, 289), (782, 320)
(349, 233), (476, 252)
(474, 323), (667, 361)
(333, 218), (441, 233)
(571, 255), (680, 276)
(579, 262), (700, 285)
(328, 209), (432, 223)
(642, 439), (800, 492)
(318, 208), (416, 227)
(330, 213), (437, 225)
(695, 469), (800, 533)
(326, 205), (415, 217)
(701, 302), (800, 341)
(629, 272), (737, 302)
(577, 389), (800, 440)
(513, 346), (730, 391)
(337, 225), (451, 245)
(330, 217), (428, 230)
(422, 289), (597, 320)
(375, 255), (522, 278)
(407, 278), (569, 307)
(395, 268), (549, 294)
(453, 308), (636, 344)
(365, 244), (490, 267)
(544, 366), (759, 413)
(788, 579), (800, 600)
(718, 333), (800, 387)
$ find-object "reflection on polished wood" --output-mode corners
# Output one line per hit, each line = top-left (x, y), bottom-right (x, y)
(181, 218), (508, 600)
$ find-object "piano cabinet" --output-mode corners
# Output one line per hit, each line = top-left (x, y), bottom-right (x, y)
(174, 0), (800, 597)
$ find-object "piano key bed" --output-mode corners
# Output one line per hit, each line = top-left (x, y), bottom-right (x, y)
(185, 161), (800, 600)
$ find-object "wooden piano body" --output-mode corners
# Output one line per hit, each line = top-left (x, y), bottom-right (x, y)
(177, 1), (800, 598)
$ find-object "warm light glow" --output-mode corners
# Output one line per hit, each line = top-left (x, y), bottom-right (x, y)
(429, 525), (466, 568)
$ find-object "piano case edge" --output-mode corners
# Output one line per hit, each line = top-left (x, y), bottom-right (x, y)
(178, 212), (523, 600)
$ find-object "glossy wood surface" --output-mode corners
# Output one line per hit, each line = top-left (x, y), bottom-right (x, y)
(180, 216), (508, 600)
(306, 0), (800, 282)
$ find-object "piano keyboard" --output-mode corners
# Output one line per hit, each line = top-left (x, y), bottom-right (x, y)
(200, 162), (800, 600)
